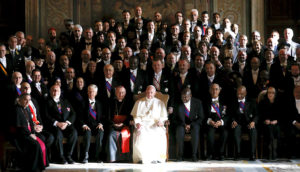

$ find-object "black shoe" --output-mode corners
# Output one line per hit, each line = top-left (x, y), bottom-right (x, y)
(81, 152), (89, 164)
(57, 157), (67, 164)
(219, 155), (224, 161)
(176, 157), (183, 162)
(66, 156), (75, 164)
(234, 153), (240, 161)
(249, 155), (256, 161)
(206, 155), (212, 161)
(192, 157), (197, 162)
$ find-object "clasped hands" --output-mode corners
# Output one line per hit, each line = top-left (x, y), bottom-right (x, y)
(135, 121), (164, 130)
(231, 121), (255, 129)
(34, 125), (43, 133)
(83, 123), (104, 131)
(56, 122), (69, 130)
(264, 120), (278, 125)
(209, 120), (222, 128)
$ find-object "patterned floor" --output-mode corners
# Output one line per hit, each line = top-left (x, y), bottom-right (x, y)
(45, 159), (300, 172)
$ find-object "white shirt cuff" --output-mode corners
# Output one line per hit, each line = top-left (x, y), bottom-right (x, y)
(293, 120), (297, 125)
(207, 118), (212, 125)
(82, 124), (87, 128)
(53, 121), (58, 127)
(66, 121), (71, 125)
(221, 120), (224, 126)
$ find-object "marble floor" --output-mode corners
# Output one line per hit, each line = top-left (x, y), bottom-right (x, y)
(44, 159), (300, 172)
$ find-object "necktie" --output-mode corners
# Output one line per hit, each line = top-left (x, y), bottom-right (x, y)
(184, 105), (190, 118)
(130, 72), (136, 83)
(153, 75), (160, 91)
(57, 102), (62, 114)
(239, 101), (245, 112)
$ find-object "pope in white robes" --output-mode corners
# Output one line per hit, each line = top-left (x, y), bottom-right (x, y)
(131, 85), (168, 163)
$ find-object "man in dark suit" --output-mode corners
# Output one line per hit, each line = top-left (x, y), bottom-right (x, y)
(107, 86), (133, 162)
(230, 86), (258, 160)
(140, 20), (159, 49)
(190, 9), (201, 33)
(147, 58), (174, 110)
(123, 56), (146, 101)
(40, 51), (59, 86)
(130, 6), (148, 30)
(242, 57), (262, 100)
(173, 58), (194, 104)
(70, 24), (85, 66)
(175, 88), (204, 161)
(205, 83), (229, 160)
(0, 44), (14, 87)
(199, 61), (223, 103)
(79, 84), (104, 163)
(7, 36), (25, 74)
(31, 69), (49, 112)
(45, 85), (77, 164)
(98, 64), (122, 104)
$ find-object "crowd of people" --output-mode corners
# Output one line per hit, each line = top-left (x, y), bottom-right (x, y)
(1, 5), (300, 171)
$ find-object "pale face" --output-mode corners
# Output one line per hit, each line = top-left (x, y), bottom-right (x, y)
(107, 33), (116, 44)
(94, 21), (103, 32)
(50, 85), (61, 99)
(195, 55), (205, 68)
(102, 48), (111, 61)
(146, 86), (156, 99)
(88, 87), (97, 100)
(46, 52), (56, 64)
(194, 26), (202, 37)
(123, 47), (133, 59)
(135, 6), (142, 17)
(115, 87), (126, 101)
(76, 78), (84, 90)
(267, 87), (276, 102)
(81, 50), (91, 63)
(210, 84), (220, 98)
(65, 68), (75, 80)
(265, 51), (274, 62)
(238, 51), (247, 62)
(171, 25), (180, 35)
(13, 72), (23, 85)
(201, 14), (209, 23)
(152, 60), (163, 73)
(0, 46), (6, 57)
(9, 37), (17, 49)
(104, 65), (114, 78)
(73, 27), (82, 38)
(88, 62), (97, 74)
(291, 65), (300, 76)
(123, 12), (131, 21)
(118, 39), (127, 49)
(26, 62), (35, 74)
(284, 29), (293, 41)
(191, 11), (198, 21)
(210, 47), (220, 59)
(147, 22), (155, 32)
(154, 12), (162, 22)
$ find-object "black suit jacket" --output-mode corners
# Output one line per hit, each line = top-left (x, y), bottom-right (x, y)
(204, 98), (229, 126)
(175, 98), (204, 126)
(80, 99), (104, 129)
(0, 57), (14, 86)
(45, 98), (76, 128)
(242, 69), (262, 99)
(98, 77), (122, 102)
(231, 99), (258, 125)
(123, 69), (147, 96)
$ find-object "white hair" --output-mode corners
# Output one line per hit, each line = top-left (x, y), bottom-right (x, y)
(73, 24), (83, 32)
(191, 9), (199, 15)
(88, 84), (98, 92)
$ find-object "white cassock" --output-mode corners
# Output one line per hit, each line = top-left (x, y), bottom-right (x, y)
(131, 97), (168, 163)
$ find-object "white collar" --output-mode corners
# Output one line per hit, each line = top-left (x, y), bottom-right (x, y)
(238, 98), (246, 103)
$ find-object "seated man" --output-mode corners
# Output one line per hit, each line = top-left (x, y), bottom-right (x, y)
(131, 85), (168, 163)
(231, 85), (258, 160)
(206, 83), (229, 160)
(108, 86), (133, 162)
(79, 84), (104, 163)
(175, 87), (204, 162)
(45, 85), (77, 164)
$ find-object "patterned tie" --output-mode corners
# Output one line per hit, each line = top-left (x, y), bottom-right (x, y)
(57, 102), (62, 114)
(130, 72), (136, 83)
(184, 105), (190, 118)
(153, 75), (160, 91)
(239, 101), (245, 112)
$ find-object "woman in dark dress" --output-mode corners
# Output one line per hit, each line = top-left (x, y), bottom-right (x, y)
(15, 93), (48, 171)
(258, 86), (280, 160)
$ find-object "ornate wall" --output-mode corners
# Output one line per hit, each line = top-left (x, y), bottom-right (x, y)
(26, 0), (260, 45)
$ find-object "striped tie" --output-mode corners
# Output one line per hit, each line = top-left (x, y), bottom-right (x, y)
(153, 76), (160, 91)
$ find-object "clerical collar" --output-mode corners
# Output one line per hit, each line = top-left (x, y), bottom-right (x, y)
(238, 98), (246, 102)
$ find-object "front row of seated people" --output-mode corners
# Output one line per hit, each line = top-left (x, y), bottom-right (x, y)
(11, 82), (300, 170)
